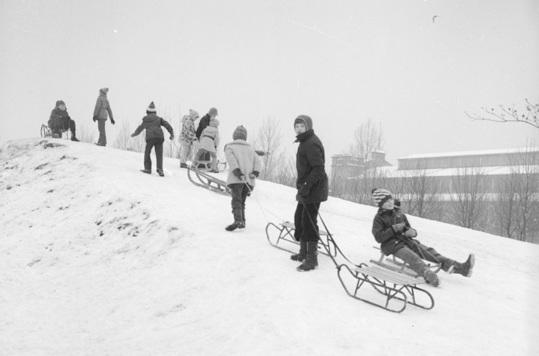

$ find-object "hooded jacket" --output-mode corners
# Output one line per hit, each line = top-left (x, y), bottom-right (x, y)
(93, 88), (114, 120)
(48, 101), (71, 129)
(295, 116), (328, 204)
(198, 122), (220, 152)
(179, 114), (197, 145)
(132, 114), (174, 142)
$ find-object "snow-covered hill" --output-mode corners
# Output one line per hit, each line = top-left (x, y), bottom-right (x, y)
(1, 138), (538, 356)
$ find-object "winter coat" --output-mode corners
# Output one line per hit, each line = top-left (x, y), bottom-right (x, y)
(93, 90), (113, 121)
(372, 207), (418, 256)
(224, 139), (263, 187)
(179, 114), (196, 145)
(198, 125), (219, 153)
(48, 107), (70, 130)
(132, 114), (174, 142)
(195, 114), (211, 140)
(295, 129), (329, 204)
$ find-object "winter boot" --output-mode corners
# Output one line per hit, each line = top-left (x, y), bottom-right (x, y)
(157, 169), (165, 177)
(225, 208), (245, 231)
(290, 240), (307, 262)
(180, 163), (188, 168)
(297, 241), (318, 272)
(423, 269), (440, 287)
(239, 207), (246, 229)
(452, 254), (475, 277)
(71, 136), (79, 142)
(141, 169), (151, 174)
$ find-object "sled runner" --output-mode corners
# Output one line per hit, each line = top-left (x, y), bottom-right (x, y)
(265, 221), (337, 257)
(337, 262), (435, 313)
(187, 167), (230, 196)
(41, 123), (70, 139)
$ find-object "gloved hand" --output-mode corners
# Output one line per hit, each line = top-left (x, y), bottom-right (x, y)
(298, 183), (310, 197)
(404, 228), (417, 238)
(392, 222), (407, 233)
(110, 118), (115, 125)
(249, 171), (259, 179)
(170, 135), (174, 140)
(233, 168), (245, 180)
(130, 133), (136, 137)
(93, 116), (97, 122)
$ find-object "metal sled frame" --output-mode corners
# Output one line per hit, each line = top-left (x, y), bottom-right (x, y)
(337, 263), (434, 313)
(187, 167), (230, 196)
(265, 221), (337, 258)
(41, 123), (70, 139)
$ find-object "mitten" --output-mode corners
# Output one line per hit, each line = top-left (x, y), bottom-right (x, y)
(249, 171), (259, 179)
(93, 116), (97, 122)
(170, 135), (174, 140)
(404, 228), (417, 238)
(392, 222), (406, 233)
(110, 118), (115, 125)
(298, 184), (310, 197)
(233, 168), (245, 180)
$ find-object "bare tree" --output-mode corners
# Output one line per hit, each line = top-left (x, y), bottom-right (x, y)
(271, 153), (296, 188)
(466, 99), (539, 129)
(347, 119), (385, 161)
(449, 166), (487, 230)
(401, 167), (441, 219)
(252, 116), (283, 181)
(77, 122), (94, 144)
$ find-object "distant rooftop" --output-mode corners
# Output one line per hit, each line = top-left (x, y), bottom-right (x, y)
(400, 147), (538, 160)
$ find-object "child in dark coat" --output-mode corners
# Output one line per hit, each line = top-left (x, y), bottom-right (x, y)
(223, 126), (262, 231)
(371, 188), (475, 287)
(48, 100), (79, 141)
(131, 101), (174, 177)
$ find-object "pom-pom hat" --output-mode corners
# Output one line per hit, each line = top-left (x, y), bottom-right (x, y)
(147, 101), (157, 113)
(233, 125), (247, 140)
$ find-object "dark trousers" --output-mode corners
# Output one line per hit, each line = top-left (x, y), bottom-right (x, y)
(97, 119), (107, 145)
(144, 138), (164, 171)
(51, 118), (76, 138)
(394, 242), (456, 274)
(229, 183), (252, 223)
(293, 202), (321, 242)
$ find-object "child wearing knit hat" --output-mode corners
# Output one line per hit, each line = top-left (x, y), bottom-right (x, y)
(223, 125), (262, 231)
(193, 119), (220, 173)
(179, 109), (199, 168)
(371, 188), (475, 287)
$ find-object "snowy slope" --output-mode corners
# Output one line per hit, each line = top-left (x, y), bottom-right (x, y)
(1, 138), (538, 356)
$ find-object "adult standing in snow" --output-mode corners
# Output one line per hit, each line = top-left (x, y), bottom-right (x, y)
(130, 101), (174, 177)
(48, 100), (79, 141)
(93, 87), (115, 146)
(291, 115), (329, 272)
(371, 188), (475, 287)
(179, 109), (199, 168)
(195, 107), (218, 141)
(223, 125), (262, 231)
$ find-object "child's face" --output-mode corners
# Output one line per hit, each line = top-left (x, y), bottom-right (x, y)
(58, 104), (66, 111)
(295, 123), (306, 135)
(381, 198), (394, 210)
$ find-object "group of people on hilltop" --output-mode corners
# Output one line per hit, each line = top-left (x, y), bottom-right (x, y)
(48, 95), (476, 279)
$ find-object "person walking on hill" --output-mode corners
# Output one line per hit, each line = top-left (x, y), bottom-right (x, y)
(193, 119), (220, 172)
(93, 87), (115, 146)
(223, 125), (262, 231)
(179, 109), (199, 168)
(371, 188), (475, 287)
(131, 101), (174, 177)
(48, 100), (79, 141)
(290, 115), (329, 272)
(195, 107), (218, 141)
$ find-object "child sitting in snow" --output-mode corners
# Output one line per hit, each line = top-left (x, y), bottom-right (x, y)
(193, 119), (220, 173)
(131, 101), (174, 177)
(371, 188), (475, 287)
(223, 125), (262, 231)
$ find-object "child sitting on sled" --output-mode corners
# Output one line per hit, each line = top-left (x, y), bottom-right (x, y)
(193, 119), (220, 173)
(371, 188), (475, 287)
(223, 125), (262, 231)
(131, 101), (174, 177)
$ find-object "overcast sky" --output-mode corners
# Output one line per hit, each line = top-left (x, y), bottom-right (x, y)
(1, 0), (537, 163)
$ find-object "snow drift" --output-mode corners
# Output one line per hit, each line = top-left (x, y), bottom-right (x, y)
(1, 138), (538, 356)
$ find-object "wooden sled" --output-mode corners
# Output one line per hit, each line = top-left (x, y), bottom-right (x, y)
(265, 221), (337, 257)
(337, 262), (435, 313)
(187, 167), (230, 196)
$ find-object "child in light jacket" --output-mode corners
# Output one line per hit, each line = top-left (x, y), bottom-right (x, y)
(224, 125), (262, 231)
(193, 119), (220, 172)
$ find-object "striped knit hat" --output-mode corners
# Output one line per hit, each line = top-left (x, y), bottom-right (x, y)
(147, 101), (156, 113)
(372, 188), (393, 207)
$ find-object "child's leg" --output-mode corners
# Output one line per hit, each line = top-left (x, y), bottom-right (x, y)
(144, 141), (154, 171)
(155, 141), (164, 171)
(229, 184), (244, 223)
(209, 151), (218, 171)
(410, 241), (456, 272)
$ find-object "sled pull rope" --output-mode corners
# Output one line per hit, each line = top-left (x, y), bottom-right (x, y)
(241, 176), (275, 223)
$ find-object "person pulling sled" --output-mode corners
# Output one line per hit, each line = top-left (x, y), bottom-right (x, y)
(223, 125), (262, 231)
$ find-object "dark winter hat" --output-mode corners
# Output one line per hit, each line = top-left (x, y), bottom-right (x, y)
(209, 119), (220, 128)
(209, 107), (218, 116)
(233, 125), (247, 140)
(100, 87), (109, 94)
(55, 100), (65, 107)
(147, 101), (157, 113)
(293, 115), (313, 131)
(372, 188), (393, 208)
